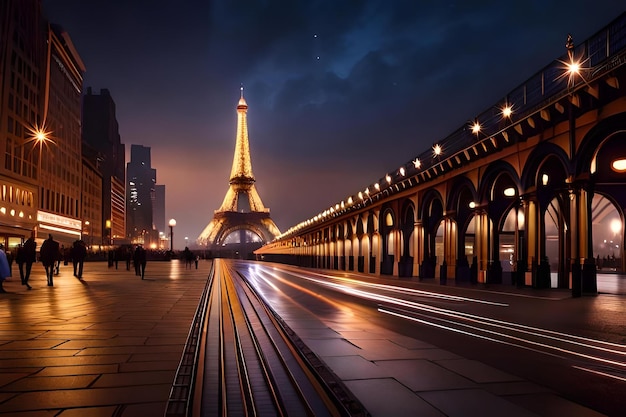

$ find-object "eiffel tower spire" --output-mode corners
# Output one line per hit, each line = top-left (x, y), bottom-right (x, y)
(197, 89), (280, 249)
(217, 86), (267, 212)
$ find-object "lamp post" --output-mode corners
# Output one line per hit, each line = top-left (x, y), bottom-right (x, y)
(84, 221), (90, 248)
(169, 219), (176, 252)
(105, 219), (111, 246)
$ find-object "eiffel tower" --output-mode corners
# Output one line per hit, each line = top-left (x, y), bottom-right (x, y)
(197, 88), (280, 253)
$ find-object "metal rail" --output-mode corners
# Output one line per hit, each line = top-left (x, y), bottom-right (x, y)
(165, 265), (215, 417)
(167, 259), (368, 417)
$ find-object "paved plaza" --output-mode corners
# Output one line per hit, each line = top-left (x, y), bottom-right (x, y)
(0, 259), (210, 416)
(0, 259), (622, 416)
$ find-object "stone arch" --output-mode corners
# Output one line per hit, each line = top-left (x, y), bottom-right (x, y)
(345, 218), (354, 271)
(477, 161), (520, 284)
(379, 204), (396, 275)
(578, 114), (626, 274)
(367, 211), (379, 273)
(419, 189), (444, 278)
(356, 213), (366, 272)
(517, 144), (572, 287)
(398, 199), (416, 277)
(521, 143), (571, 192)
(576, 112), (626, 180)
(447, 176), (478, 281)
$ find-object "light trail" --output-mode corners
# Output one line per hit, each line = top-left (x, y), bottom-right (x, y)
(379, 307), (626, 368)
(235, 261), (626, 381)
(251, 264), (626, 353)
(573, 366), (626, 383)
(273, 266), (509, 306)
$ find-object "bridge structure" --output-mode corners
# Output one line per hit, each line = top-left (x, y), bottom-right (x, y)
(256, 12), (626, 297)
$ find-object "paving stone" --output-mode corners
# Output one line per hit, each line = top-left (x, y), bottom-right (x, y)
(2, 374), (98, 391)
(0, 261), (210, 415)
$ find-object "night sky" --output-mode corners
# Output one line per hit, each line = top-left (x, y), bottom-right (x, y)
(41, 1), (624, 248)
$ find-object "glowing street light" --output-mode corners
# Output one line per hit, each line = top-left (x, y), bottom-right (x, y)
(471, 119), (481, 136)
(169, 218), (177, 252)
(27, 125), (54, 182)
(559, 33), (589, 88)
(501, 104), (513, 118)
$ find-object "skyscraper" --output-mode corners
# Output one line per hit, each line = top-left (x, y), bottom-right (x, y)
(126, 144), (156, 245)
(1, 0), (87, 247)
(154, 184), (165, 243)
(0, 0), (45, 247)
(82, 87), (126, 244)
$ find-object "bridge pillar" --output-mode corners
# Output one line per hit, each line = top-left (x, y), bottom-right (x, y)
(443, 215), (457, 283)
(580, 185), (597, 295)
(414, 221), (423, 278)
(475, 210), (489, 283)
(525, 199), (539, 287)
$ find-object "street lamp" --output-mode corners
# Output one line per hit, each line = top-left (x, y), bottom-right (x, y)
(169, 218), (176, 252)
(84, 221), (90, 248)
(105, 219), (111, 246)
(185, 236), (189, 248)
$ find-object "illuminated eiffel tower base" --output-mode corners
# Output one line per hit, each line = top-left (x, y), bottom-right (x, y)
(197, 89), (280, 256)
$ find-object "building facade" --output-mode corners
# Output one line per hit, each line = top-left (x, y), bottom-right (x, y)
(126, 144), (157, 245)
(36, 23), (85, 246)
(154, 184), (165, 245)
(1, 1), (86, 249)
(80, 155), (102, 249)
(81, 87), (126, 246)
(0, 0), (44, 249)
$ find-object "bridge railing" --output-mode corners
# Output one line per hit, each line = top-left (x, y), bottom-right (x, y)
(390, 12), (626, 188)
(277, 12), (626, 240)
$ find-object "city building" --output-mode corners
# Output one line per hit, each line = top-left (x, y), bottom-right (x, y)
(80, 153), (102, 249)
(35, 23), (85, 247)
(0, 0), (45, 249)
(154, 184), (165, 245)
(126, 144), (158, 246)
(82, 87), (126, 246)
(1, 0), (86, 248)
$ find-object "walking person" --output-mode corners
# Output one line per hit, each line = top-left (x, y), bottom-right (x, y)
(183, 247), (193, 269)
(22, 234), (36, 289)
(71, 240), (87, 278)
(133, 245), (147, 279)
(125, 246), (132, 271)
(16, 244), (31, 289)
(40, 234), (60, 286)
(0, 244), (11, 293)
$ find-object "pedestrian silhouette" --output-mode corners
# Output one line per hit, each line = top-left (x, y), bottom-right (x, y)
(71, 240), (87, 278)
(40, 234), (60, 286)
(20, 234), (37, 289)
(133, 245), (147, 279)
(183, 247), (193, 269)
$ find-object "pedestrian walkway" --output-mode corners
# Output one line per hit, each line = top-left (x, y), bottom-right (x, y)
(0, 259), (210, 416)
(0, 260), (617, 416)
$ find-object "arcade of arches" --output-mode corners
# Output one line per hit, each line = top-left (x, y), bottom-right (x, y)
(257, 115), (626, 296)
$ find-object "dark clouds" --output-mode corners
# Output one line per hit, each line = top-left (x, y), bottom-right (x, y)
(42, 0), (625, 247)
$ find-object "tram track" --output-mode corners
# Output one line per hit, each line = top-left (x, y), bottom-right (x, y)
(166, 259), (366, 417)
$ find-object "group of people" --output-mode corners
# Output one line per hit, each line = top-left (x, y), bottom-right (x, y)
(182, 246), (199, 269)
(106, 245), (147, 278)
(0, 235), (187, 292)
(0, 234), (88, 291)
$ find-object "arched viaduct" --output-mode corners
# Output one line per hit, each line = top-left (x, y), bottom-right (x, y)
(256, 13), (626, 297)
